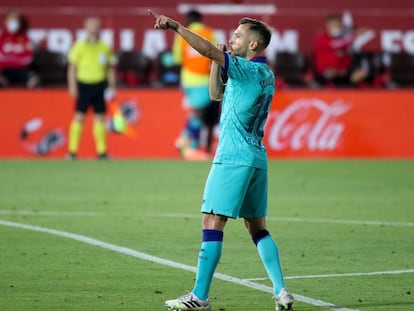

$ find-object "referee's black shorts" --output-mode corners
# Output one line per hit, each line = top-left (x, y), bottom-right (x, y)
(76, 81), (107, 114)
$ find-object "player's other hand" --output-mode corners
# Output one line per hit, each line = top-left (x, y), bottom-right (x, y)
(217, 43), (227, 52)
(148, 9), (179, 31)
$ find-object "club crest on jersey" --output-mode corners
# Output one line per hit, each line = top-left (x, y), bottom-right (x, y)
(231, 55), (239, 66)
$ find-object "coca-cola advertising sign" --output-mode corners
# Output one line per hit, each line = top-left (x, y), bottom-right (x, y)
(0, 89), (413, 159)
(265, 90), (414, 158)
(266, 98), (351, 152)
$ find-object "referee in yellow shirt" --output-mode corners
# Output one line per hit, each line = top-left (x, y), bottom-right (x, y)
(67, 17), (116, 160)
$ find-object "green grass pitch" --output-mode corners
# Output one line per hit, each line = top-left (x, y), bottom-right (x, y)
(0, 160), (413, 310)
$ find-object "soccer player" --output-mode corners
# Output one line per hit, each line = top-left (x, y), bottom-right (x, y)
(66, 17), (116, 160)
(149, 10), (294, 311)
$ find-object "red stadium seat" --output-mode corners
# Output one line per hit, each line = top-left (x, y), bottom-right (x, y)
(117, 51), (152, 86)
(274, 52), (308, 88)
(389, 53), (414, 87)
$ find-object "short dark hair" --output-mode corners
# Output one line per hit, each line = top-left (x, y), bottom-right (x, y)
(186, 10), (202, 25)
(326, 13), (342, 22)
(239, 18), (272, 51)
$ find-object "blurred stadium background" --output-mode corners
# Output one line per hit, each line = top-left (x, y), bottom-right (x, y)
(0, 0), (413, 159)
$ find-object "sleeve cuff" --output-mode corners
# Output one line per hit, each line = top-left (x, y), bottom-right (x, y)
(221, 52), (229, 74)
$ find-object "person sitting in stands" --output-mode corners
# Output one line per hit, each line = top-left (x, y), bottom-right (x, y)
(0, 10), (39, 88)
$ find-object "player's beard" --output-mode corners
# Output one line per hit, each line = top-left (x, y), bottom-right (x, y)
(231, 49), (247, 58)
(229, 44), (248, 58)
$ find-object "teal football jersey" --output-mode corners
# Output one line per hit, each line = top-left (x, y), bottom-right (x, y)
(213, 53), (275, 169)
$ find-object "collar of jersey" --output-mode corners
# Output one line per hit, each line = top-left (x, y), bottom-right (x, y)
(250, 56), (267, 63)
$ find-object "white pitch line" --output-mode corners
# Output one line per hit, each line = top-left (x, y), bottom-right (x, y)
(267, 216), (414, 227)
(0, 210), (99, 216)
(1, 210), (413, 228)
(147, 213), (414, 227)
(0, 219), (358, 311)
(246, 269), (414, 281)
(287, 269), (414, 280)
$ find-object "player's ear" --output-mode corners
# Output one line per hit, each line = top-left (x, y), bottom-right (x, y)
(249, 40), (259, 51)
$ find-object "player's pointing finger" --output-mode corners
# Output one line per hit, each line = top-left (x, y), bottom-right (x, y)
(148, 9), (160, 19)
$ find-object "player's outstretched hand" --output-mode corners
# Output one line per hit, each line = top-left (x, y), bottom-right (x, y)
(148, 9), (179, 31)
(216, 43), (227, 52)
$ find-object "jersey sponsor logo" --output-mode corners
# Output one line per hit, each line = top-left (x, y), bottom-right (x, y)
(2, 42), (26, 53)
(260, 77), (274, 90)
(245, 136), (264, 147)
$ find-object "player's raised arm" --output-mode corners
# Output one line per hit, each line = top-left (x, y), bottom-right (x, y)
(148, 9), (225, 68)
(209, 44), (227, 101)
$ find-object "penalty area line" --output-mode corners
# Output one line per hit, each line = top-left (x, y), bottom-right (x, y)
(0, 219), (358, 311)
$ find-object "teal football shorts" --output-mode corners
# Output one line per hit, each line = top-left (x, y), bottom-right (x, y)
(201, 163), (268, 219)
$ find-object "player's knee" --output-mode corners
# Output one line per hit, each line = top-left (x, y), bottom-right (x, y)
(94, 114), (105, 122)
(252, 229), (270, 246)
(202, 213), (227, 230)
(74, 113), (85, 122)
